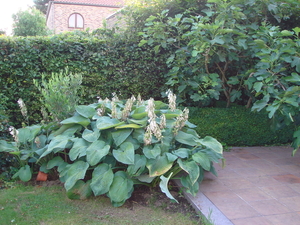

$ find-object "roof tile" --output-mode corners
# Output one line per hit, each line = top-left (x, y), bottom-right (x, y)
(53, 0), (124, 7)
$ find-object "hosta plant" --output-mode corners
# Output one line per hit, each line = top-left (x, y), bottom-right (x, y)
(38, 92), (223, 206)
(1, 92), (223, 206)
(0, 122), (59, 182)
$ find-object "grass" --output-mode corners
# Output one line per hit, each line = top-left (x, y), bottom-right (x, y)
(0, 183), (213, 225)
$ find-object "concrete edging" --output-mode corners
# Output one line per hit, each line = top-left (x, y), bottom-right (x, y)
(174, 179), (233, 225)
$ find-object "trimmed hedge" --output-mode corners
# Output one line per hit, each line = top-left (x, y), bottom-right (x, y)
(0, 33), (168, 127)
(188, 105), (294, 146)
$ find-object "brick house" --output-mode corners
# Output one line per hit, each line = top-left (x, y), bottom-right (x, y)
(46, 0), (124, 34)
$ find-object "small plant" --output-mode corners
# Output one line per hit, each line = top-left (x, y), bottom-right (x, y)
(0, 122), (59, 182)
(35, 91), (223, 206)
(34, 70), (82, 122)
(0, 98), (61, 182)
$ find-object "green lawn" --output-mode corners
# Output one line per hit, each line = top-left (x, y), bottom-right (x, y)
(0, 183), (212, 225)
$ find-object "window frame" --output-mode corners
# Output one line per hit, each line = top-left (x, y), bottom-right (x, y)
(68, 13), (84, 29)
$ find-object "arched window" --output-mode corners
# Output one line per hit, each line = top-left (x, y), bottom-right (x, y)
(68, 13), (84, 28)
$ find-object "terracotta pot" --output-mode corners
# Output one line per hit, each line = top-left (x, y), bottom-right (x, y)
(36, 171), (48, 181)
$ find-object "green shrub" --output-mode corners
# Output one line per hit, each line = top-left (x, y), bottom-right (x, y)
(188, 105), (294, 146)
(0, 93), (10, 140)
(0, 34), (168, 127)
(34, 70), (82, 122)
(0, 153), (19, 182)
(0, 93), (223, 206)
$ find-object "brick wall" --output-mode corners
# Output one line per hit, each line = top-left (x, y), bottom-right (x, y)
(47, 3), (120, 34)
(106, 10), (127, 29)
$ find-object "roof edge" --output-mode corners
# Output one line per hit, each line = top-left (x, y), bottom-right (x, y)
(50, 1), (123, 8)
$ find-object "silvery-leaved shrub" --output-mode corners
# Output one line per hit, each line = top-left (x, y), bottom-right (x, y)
(34, 70), (82, 122)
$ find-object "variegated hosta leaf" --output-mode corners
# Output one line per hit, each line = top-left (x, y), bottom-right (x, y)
(159, 173), (178, 203)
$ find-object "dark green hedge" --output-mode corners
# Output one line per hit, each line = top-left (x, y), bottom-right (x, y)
(0, 33), (168, 126)
(188, 105), (294, 146)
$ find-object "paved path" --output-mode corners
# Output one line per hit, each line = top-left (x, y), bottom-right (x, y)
(185, 146), (300, 225)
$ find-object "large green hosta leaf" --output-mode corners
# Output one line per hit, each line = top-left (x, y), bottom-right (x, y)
(0, 140), (18, 152)
(143, 144), (161, 159)
(127, 117), (148, 126)
(159, 173), (178, 203)
(146, 154), (173, 177)
(18, 125), (41, 143)
(82, 128), (100, 142)
(112, 129), (132, 147)
(130, 106), (147, 119)
(136, 174), (156, 183)
(52, 124), (78, 136)
(180, 175), (199, 196)
(63, 161), (89, 191)
(195, 136), (223, 154)
(90, 163), (114, 196)
(12, 165), (32, 182)
(61, 115), (90, 127)
(177, 159), (199, 185)
(47, 156), (65, 170)
(67, 180), (92, 200)
(192, 152), (211, 171)
(127, 154), (146, 176)
(175, 131), (198, 146)
(59, 124), (82, 137)
(39, 135), (70, 158)
(108, 171), (134, 207)
(172, 148), (190, 158)
(96, 116), (124, 130)
(86, 140), (110, 166)
(112, 142), (135, 165)
(69, 138), (89, 161)
(76, 105), (96, 119)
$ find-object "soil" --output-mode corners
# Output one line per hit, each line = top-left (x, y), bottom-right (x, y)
(125, 182), (201, 221)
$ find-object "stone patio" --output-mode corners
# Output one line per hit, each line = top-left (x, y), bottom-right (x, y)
(184, 146), (300, 225)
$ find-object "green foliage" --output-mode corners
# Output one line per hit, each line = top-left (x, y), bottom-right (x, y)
(138, 0), (300, 107)
(0, 153), (19, 181)
(34, 71), (82, 121)
(12, 8), (49, 37)
(0, 93), (10, 139)
(0, 122), (59, 182)
(136, 0), (300, 154)
(0, 94), (223, 206)
(247, 24), (300, 154)
(188, 105), (294, 146)
(33, 0), (50, 15)
(0, 32), (168, 127)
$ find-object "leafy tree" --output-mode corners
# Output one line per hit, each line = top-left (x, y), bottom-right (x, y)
(12, 8), (49, 37)
(33, 0), (50, 15)
(0, 30), (5, 36)
(119, 0), (206, 40)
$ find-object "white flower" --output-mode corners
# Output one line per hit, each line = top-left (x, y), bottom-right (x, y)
(144, 126), (152, 145)
(173, 107), (189, 135)
(160, 114), (166, 129)
(17, 98), (27, 118)
(166, 89), (176, 111)
(9, 126), (19, 143)
(146, 98), (156, 119)
(111, 101), (117, 118)
(122, 95), (136, 121)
